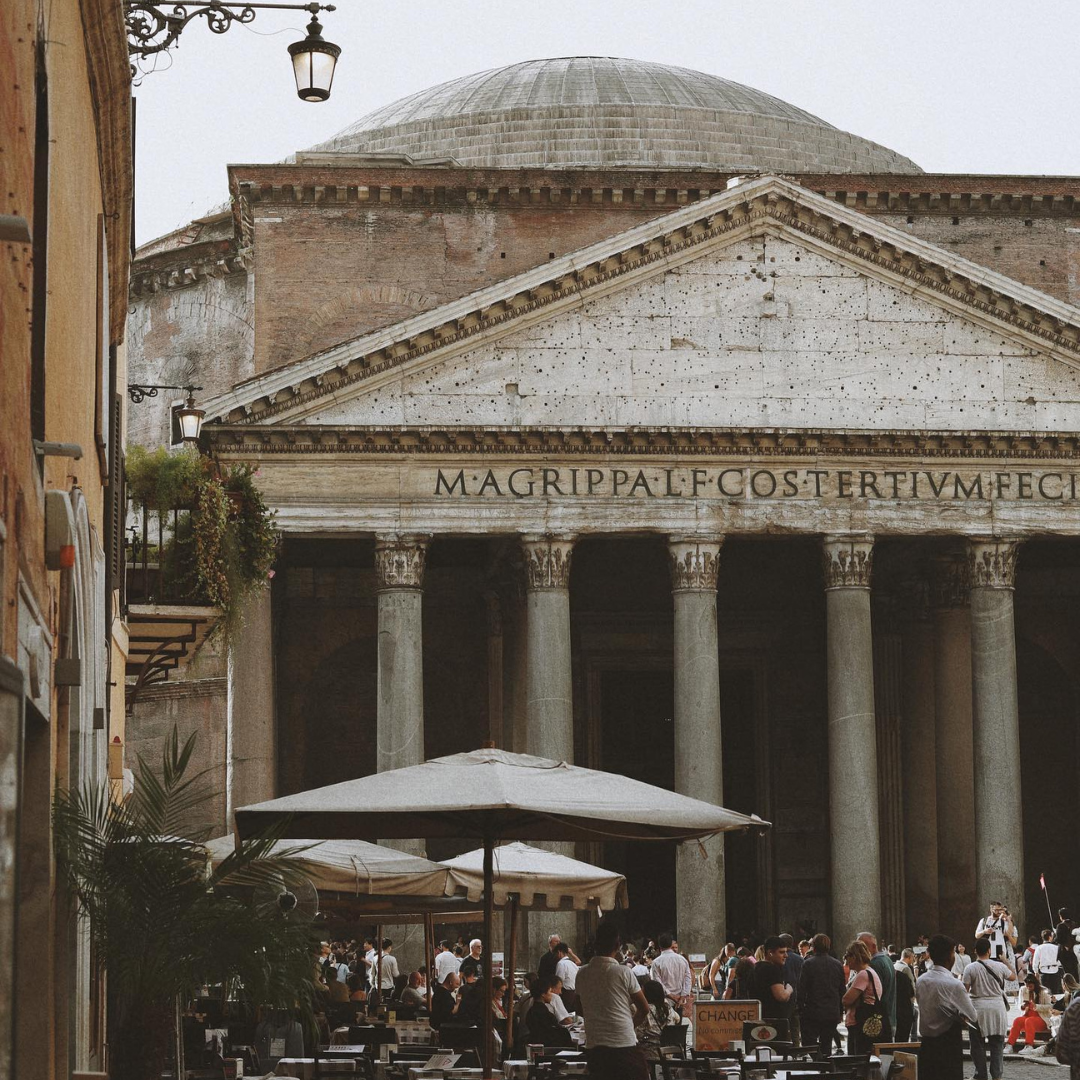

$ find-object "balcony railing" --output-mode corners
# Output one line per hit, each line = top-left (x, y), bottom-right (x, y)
(125, 500), (209, 607)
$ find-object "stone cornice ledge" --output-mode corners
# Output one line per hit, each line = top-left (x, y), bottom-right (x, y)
(201, 175), (1080, 429)
(206, 425), (1080, 459)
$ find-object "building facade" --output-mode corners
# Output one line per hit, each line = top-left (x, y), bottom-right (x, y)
(0, 0), (132, 1075)
(127, 58), (1080, 958)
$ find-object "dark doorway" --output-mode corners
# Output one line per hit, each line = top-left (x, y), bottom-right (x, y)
(600, 669), (676, 942)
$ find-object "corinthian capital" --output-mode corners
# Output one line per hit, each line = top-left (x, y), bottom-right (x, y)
(521, 535), (574, 590)
(374, 535), (429, 590)
(968, 539), (1021, 590)
(822, 535), (874, 590)
(667, 537), (723, 592)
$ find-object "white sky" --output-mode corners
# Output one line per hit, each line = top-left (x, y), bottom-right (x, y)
(133, 0), (1080, 245)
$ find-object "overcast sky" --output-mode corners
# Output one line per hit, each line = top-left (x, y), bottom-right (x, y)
(133, 0), (1080, 245)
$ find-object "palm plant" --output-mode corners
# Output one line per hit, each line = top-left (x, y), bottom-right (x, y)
(54, 728), (321, 1080)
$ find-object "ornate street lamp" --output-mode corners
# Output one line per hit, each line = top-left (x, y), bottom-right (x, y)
(288, 13), (341, 102)
(125, 1), (340, 96)
(127, 384), (205, 443)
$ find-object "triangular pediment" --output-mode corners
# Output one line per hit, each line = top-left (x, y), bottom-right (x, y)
(203, 176), (1080, 434)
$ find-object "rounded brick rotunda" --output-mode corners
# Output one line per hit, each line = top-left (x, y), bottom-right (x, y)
(309, 56), (921, 173)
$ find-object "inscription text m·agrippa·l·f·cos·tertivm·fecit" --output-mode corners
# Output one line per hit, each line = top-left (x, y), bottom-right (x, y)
(433, 466), (1080, 502)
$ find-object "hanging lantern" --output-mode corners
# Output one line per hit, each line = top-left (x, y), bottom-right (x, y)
(176, 392), (205, 443)
(288, 14), (341, 102)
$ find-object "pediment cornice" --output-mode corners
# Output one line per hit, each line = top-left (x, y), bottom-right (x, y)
(203, 176), (1080, 428)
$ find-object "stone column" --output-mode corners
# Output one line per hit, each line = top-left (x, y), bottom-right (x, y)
(375, 536), (429, 775)
(521, 535), (576, 962)
(822, 535), (881, 950)
(899, 579), (940, 939)
(228, 584), (276, 818)
(932, 554), (977, 944)
(668, 537), (725, 951)
(521, 535), (575, 762)
(968, 539), (1025, 931)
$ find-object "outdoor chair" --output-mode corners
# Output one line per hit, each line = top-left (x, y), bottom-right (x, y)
(661, 1024), (689, 1051)
(658, 1046), (699, 1080)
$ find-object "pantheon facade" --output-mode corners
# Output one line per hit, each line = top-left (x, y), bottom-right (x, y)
(127, 57), (1080, 956)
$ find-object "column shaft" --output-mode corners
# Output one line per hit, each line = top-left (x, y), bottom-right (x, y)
(823, 536), (881, 951)
(932, 556), (977, 944)
(228, 584), (276, 818)
(969, 540), (1025, 930)
(375, 537), (429, 774)
(669, 538), (725, 952)
(899, 585), (939, 939)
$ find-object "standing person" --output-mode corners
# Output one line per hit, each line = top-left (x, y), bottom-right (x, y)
(575, 921), (650, 1080)
(797, 933), (845, 1059)
(750, 936), (795, 1029)
(916, 934), (978, 1080)
(537, 933), (579, 981)
(650, 933), (693, 1014)
(842, 941), (884, 1055)
(893, 949), (917, 1042)
(707, 944), (735, 999)
(554, 941), (580, 1012)
(858, 930), (896, 1042)
(964, 936), (1014, 1080)
(951, 942), (972, 977)
(459, 938), (484, 980)
(378, 939), (399, 995)
(976, 901), (1018, 963)
(779, 934), (804, 1045)
(434, 940), (461, 984)
(1056, 991), (1080, 1078)
(1034, 928), (1064, 994)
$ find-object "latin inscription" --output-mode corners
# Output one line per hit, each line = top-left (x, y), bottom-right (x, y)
(434, 466), (1080, 502)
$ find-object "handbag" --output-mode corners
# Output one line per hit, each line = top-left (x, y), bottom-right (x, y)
(853, 969), (884, 1038)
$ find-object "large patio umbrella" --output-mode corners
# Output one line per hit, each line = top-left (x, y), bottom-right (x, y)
(235, 748), (769, 1077)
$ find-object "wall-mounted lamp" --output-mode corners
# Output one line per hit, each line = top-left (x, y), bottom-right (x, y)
(127, 383), (205, 443)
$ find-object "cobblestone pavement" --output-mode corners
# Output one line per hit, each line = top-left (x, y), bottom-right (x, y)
(980, 1054), (1065, 1078)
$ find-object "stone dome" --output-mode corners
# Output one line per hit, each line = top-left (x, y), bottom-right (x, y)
(309, 56), (921, 173)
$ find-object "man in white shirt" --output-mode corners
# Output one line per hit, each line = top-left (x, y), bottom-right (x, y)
(576, 921), (649, 1080)
(554, 941), (580, 1010)
(976, 901), (1017, 963)
(1033, 928), (1064, 993)
(434, 940), (461, 984)
(378, 939), (400, 992)
(916, 935), (978, 1080)
(649, 932), (693, 1012)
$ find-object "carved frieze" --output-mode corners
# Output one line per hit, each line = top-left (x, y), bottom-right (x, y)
(967, 539), (1022, 590)
(374, 535), (429, 589)
(822, 535), (874, 589)
(667, 538), (723, 592)
(521, 535), (574, 590)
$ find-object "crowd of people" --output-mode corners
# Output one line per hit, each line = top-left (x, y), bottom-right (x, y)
(306, 903), (1080, 1080)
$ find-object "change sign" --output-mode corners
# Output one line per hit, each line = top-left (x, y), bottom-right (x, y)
(693, 999), (761, 1052)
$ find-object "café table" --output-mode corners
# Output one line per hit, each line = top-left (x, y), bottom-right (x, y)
(275, 1057), (360, 1078)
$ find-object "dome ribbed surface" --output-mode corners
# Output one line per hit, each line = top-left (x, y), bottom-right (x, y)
(310, 56), (921, 173)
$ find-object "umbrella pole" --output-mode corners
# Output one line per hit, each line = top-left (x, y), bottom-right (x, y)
(483, 834), (494, 1079)
(505, 895), (518, 1052)
(424, 911), (434, 1012)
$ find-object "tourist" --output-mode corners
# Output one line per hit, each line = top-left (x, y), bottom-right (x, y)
(545, 977), (572, 1024)
(963, 936), (1013, 1080)
(459, 938), (484, 980)
(796, 932), (845, 1059)
(798, 939), (811, 959)
(858, 930), (896, 1042)
(575, 920), (650, 1080)
(842, 940), (884, 1055)
(526, 977), (574, 1048)
(491, 976), (509, 1019)
(778, 933), (804, 1044)
(554, 940), (580, 1011)
(893, 948), (917, 1042)
(1059, 920), (1080, 982)
(723, 957), (756, 1001)
(916, 934), (978, 1080)
(1009, 973), (1051, 1051)
(976, 901), (1017, 963)
(650, 932), (693, 1013)
(400, 971), (427, 1008)
(377, 939), (399, 995)
(636, 978), (678, 1061)
(750, 935), (794, 1033)
(537, 933), (579, 980)
(706, 943), (735, 998)
(431, 972), (460, 1031)
(1056, 990), (1080, 1077)
(1034, 928), (1064, 994)
(434, 940), (461, 984)
(951, 942), (972, 976)
(1019, 935), (1039, 979)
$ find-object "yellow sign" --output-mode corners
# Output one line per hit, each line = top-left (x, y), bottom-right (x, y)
(693, 999), (762, 1052)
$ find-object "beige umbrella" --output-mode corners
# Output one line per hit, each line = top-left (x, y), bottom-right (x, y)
(442, 840), (628, 911)
(235, 748), (769, 1078)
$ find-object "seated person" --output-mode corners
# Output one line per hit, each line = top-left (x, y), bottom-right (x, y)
(491, 976), (509, 1019)
(526, 977), (574, 1048)
(400, 971), (427, 1008)
(456, 972), (485, 1027)
(1009, 974), (1052, 1050)
(431, 972), (460, 1031)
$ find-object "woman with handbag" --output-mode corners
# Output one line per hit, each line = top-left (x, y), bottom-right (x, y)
(842, 940), (884, 1055)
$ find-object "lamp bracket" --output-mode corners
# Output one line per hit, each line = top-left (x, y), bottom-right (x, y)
(127, 384), (203, 404)
(125, 0), (335, 59)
